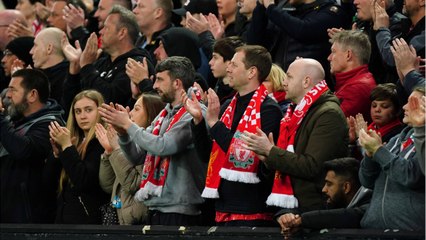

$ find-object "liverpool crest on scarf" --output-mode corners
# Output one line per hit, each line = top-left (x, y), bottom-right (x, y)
(266, 80), (329, 208)
(135, 106), (187, 201)
(202, 84), (268, 198)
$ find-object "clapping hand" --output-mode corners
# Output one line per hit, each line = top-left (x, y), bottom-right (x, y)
(241, 127), (274, 161)
(407, 94), (426, 127)
(358, 128), (382, 157)
(182, 84), (203, 125)
(49, 121), (73, 151)
(98, 103), (132, 135)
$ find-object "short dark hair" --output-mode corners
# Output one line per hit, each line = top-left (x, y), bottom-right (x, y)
(11, 69), (50, 103)
(109, 5), (140, 44)
(235, 45), (272, 82)
(213, 36), (245, 61)
(155, 56), (195, 91)
(324, 157), (360, 190)
(370, 83), (401, 115)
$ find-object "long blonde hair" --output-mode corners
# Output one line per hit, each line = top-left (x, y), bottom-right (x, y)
(59, 90), (105, 192)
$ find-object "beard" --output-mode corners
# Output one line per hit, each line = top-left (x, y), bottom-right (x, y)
(158, 88), (175, 104)
(327, 190), (347, 209)
(8, 100), (29, 121)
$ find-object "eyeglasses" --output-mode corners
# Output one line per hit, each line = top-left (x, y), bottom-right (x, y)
(3, 50), (14, 56)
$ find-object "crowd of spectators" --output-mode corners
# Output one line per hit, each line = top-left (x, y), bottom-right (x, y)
(0, 0), (424, 235)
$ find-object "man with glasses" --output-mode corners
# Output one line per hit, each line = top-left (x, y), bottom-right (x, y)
(1, 36), (34, 91)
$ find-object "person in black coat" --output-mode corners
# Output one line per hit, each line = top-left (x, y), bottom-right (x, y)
(49, 90), (109, 224)
(0, 69), (65, 223)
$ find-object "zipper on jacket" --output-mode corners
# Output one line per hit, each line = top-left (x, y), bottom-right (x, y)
(381, 176), (389, 227)
(78, 196), (90, 216)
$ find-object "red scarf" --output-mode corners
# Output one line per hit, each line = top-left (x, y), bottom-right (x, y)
(266, 80), (328, 208)
(135, 106), (187, 201)
(202, 84), (268, 198)
(367, 118), (402, 139)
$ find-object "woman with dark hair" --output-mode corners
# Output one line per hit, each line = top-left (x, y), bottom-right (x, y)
(49, 90), (109, 224)
(97, 93), (165, 225)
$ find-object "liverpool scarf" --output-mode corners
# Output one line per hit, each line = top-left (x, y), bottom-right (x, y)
(202, 84), (268, 198)
(266, 80), (328, 208)
(135, 106), (187, 201)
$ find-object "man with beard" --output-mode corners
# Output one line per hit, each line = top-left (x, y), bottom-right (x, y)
(0, 69), (64, 223)
(99, 56), (207, 226)
(277, 158), (372, 230)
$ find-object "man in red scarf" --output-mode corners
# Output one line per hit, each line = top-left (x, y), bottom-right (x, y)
(242, 58), (348, 231)
(185, 45), (283, 226)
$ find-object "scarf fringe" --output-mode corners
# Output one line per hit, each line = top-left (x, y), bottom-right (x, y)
(135, 182), (163, 201)
(219, 168), (260, 184)
(201, 187), (220, 199)
(266, 193), (298, 208)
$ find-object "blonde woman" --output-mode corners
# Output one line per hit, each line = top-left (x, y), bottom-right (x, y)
(263, 63), (290, 113)
(49, 90), (109, 224)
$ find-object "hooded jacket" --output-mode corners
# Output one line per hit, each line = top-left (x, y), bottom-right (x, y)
(359, 127), (425, 231)
(0, 99), (64, 223)
(158, 28), (201, 69)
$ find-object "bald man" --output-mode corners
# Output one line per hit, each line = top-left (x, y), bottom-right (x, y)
(0, 10), (26, 51)
(242, 58), (348, 231)
(0, 10), (26, 91)
(30, 27), (68, 108)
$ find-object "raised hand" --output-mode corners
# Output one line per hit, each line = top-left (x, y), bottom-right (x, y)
(63, 3), (85, 30)
(207, 14), (224, 40)
(126, 57), (150, 85)
(98, 103), (132, 135)
(50, 138), (61, 158)
(327, 28), (343, 39)
(347, 116), (357, 143)
(95, 123), (113, 154)
(80, 32), (99, 67)
(106, 125), (119, 152)
(205, 88), (221, 127)
(355, 113), (368, 136)
(11, 59), (26, 75)
(408, 94), (426, 127)
(390, 38), (419, 82)
(49, 121), (73, 151)
(241, 127), (274, 160)
(182, 84), (203, 125)
(186, 12), (210, 34)
(358, 128), (382, 157)
(372, 0), (389, 30)
(7, 19), (32, 39)
(35, 2), (50, 22)
(61, 32), (82, 63)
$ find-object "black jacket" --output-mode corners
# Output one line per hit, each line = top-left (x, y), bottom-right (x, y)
(63, 48), (154, 110)
(300, 187), (372, 229)
(55, 139), (110, 224)
(0, 100), (64, 223)
(41, 61), (69, 110)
